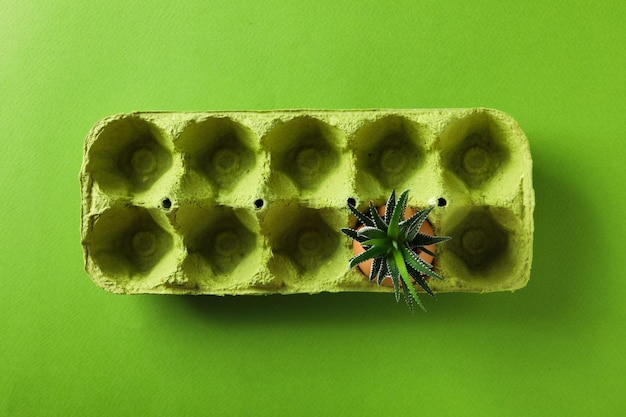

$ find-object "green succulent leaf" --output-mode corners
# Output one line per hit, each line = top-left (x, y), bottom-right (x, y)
(419, 246), (437, 259)
(388, 190), (409, 240)
(377, 258), (390, 285)
(357, 227), (388, 241)
(402, 244), (444, 281)
(360, 238), (390, 248)
(341, 228), (368, 244)
(384, 189), (396, 223)
(348, 202), (374, 227)
(369, 202), (388, 231)
(348, 245), (388, 270)
(411, 233), (452, 248)
(386, 256), (402, 303)
(406, 263), (435, 297)
(370, 256), (383, 282)
(393, 248), (425, 311)
(402, 206), (433, 241)
(402, 243), (432, 268)
(401, 281), (414, 313)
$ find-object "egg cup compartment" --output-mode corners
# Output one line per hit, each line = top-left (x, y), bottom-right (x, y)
(174, 204), (262, 289)
(86, 116), (174, 198)
(83, 204), (178, 292)
(433, 205), (530, 292)
(262, 201), (347, 290)
(175, 116), (259, 199)
(351, 115), (431, 200)
(438, 109), (530, 205)
(263, 116), (346, 199)
(81, 109), (534, 295)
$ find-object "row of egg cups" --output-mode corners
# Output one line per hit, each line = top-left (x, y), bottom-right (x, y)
(85, 148), (521, 217)
(84, 110), (524, 205)
(83, 195), (528, 295)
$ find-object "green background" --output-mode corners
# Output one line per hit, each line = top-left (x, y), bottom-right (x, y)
(1, 1), (624, 416)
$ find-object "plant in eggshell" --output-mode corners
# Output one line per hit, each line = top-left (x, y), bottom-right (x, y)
(341, 189), (451, 312)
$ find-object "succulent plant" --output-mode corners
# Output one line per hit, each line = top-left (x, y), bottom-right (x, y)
(342, 189), (451, 311)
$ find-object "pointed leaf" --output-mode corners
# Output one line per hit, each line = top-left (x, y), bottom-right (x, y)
(357, 226), (388, 240)
(411, 233), (451, 248)
(402, 244), (444, 280)
(348, 202), (374, 227)
(384, 189), (396, 223)
(341, 228), (368, 243)
(400, 205), (429, 231)
(392, 248), (425, 311)
(403, 206), (433, 241)
(361, 238), (391, 247)
(370, 256), (383, 282)
(406, 263), (435, 297)
(402, 244), (433, 269)
(377, 258), (389, 285)
(348, 245), (388, 270)
(386, 256), (402, 302)
(369, 202), (388, 231)
(418, 246), (437, 259)
(401, 281), (415, 313)
(388, 189), (409, 239)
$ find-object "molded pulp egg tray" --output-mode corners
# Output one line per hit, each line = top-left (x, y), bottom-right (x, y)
(80, 109), (534, 295)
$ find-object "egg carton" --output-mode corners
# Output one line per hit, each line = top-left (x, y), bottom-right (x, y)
(79, 109), (534, 295)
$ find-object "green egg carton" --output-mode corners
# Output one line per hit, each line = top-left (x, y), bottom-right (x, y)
(79, 109), (534, 295)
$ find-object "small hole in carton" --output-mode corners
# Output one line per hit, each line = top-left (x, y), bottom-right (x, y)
(254, 199), (264, 209)
(162, 198), (172, 209)
(437, 197), (447, 207)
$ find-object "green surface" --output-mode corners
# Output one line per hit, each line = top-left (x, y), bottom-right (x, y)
(1, 1), (624, 416)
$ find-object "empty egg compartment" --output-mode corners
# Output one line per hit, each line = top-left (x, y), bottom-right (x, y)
(432, 204), (532, 292)
(83, 114), (178, 201)
(82, 203), (182, 294)
(167, 201), (267, 294)
(174, 115), (265, 207)
(438, 108), (531, 204)
(261, 115), (352, 206)
(260, 199), (352, 294)
(349, 114), (439, 202)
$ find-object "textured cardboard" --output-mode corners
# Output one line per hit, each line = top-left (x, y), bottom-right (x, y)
(80, 109), (534, 294)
